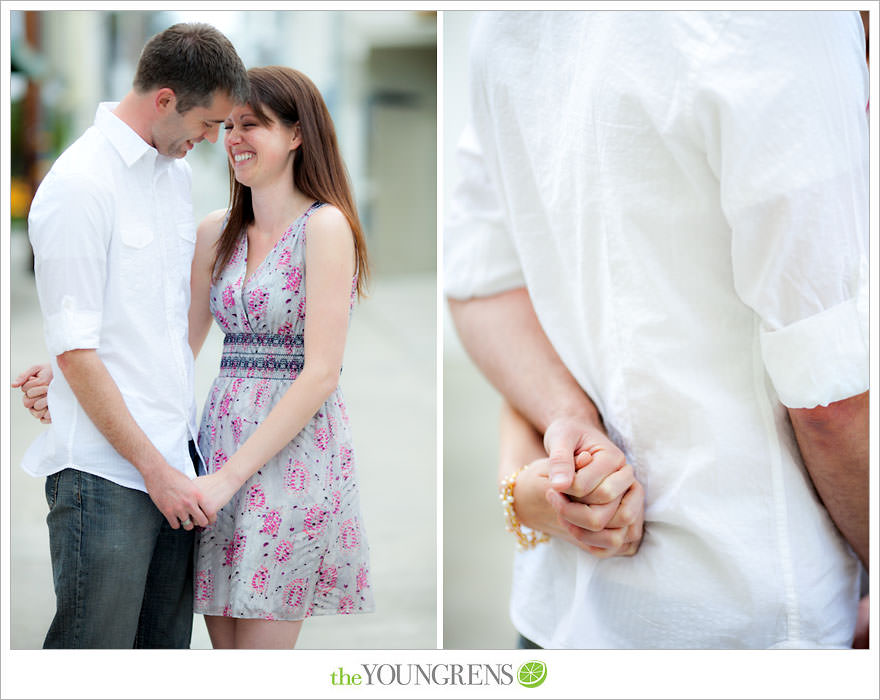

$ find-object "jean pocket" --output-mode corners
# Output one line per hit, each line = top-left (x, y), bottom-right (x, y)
(45, 471), (62, 509)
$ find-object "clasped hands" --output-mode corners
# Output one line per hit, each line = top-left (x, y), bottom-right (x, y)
(12, 363), (241, 531)
(517, 418), (645, 558)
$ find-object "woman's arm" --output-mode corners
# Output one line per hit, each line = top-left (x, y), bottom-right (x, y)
(194, 205), (356, 512)
(188, 210), (227, 359)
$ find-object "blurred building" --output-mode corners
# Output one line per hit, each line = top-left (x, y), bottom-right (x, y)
(9, 9), (437, 276)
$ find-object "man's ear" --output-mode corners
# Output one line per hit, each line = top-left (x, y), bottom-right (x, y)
(155, 88), (177, 115)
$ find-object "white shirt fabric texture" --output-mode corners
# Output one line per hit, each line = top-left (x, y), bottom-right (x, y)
(446, 11), (868, 649)
(24, 102), (200, 492)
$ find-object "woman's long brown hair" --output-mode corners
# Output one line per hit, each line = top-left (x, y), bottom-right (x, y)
(213, 66), (369, 297)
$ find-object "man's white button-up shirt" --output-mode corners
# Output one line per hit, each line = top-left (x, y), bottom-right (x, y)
(446, 11), (867, 648)
(24, 102), (200, 491)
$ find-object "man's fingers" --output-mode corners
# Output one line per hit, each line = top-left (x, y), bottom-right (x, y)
(25, 384), (48, 398)
(191, 505), (210, 529)
(11, 365), (42, 387)
(580, 462), (634, 504)
(565, 450), (626, 500)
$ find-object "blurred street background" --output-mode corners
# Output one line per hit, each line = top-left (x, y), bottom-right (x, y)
(7, 9), (437, 650)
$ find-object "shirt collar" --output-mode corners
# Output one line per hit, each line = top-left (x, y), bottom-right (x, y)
(94, 102), (158, 169)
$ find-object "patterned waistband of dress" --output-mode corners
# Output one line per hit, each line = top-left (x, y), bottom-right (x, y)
(219, 333), (304, 380)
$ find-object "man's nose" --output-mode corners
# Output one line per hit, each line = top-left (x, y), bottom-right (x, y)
(205, 123), (221, 144)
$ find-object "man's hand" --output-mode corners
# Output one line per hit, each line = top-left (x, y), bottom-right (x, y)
(11, 363), (53, 423)
(543, 416), (627, 496)
(142, 466), (211, 531)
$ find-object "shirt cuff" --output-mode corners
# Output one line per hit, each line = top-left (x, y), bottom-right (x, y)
(760, 296), (868, 409)
(45, 302), (102, 356)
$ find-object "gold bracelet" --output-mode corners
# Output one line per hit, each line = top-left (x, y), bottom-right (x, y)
(499, 464), (550, 551)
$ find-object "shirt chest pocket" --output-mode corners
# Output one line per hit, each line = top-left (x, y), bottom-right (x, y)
(118, 224), (159, 300)
(120, 224), (154, 249)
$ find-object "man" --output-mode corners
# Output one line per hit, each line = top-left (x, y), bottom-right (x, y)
(446, 11), (868, 648)
(13, 23), (248, 648)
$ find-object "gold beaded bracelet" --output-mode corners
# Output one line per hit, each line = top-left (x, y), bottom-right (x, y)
(499, 464), (550, 551)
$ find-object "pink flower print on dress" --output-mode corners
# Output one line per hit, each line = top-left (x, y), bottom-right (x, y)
(278, 320), (294, 336)
(222, 284), (236, 309)
(340, 518), (360, 550)
(218, 392), (233, 420)
(340, 445), (354, 480)
(248, 287), (269, 323)
(230, 242), (244, 266)
(314, 427), (329, 452)
(274, 540), (294, 563)
(316, 564), (338, 595)
(247, 483), (266, 511)
(231, 416), (243, 445)
(223, 529), (247, 567)
(222, 604), (232, 617)
(297, 297), (307, 321)
(278, 247), (292, 268)
(231, 377), (245, 395)
(330, 491), (341, 515)
(304, 505), (329, 539)
(260, 509), (282, 537)
(327, 414), (338, 439)
(251, 565), (270, 593)
(356, 566), (369, 593)
(284, 266), (303, 293)
(338, 596), (355, 614)
(195, 570), (214, 602)
(251, 378), (270, 410)
(337, 397), (350, 425)
(283, 578), (309, 612)
(212, 448), (227, 472)
(285, 460), (309, 493)
(214, 311), (231, 333)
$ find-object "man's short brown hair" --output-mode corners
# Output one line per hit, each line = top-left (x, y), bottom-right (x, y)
(133, 23), (248, 113)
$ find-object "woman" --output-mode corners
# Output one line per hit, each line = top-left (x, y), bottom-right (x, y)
(187, 66), (373, 649)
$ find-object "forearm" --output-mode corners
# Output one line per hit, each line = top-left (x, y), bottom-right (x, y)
(448, 288), (600, 433)
(788, 391), (868, 567)
(57, 349), (170, 479)
(220, 367), (339, 489)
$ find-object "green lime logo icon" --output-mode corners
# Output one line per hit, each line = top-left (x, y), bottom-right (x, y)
(517, 660), (547, 688)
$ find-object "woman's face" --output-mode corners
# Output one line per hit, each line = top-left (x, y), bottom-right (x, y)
(223, 103), (301, 188)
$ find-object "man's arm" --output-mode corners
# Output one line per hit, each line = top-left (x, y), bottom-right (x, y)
(56, 349), (209, 530)
(788, 391), (868, 567)
(449, 287), (644, 555)
(450, 287), (607, 488)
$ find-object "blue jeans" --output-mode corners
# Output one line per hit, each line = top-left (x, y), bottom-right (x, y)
(43, 469), (194, 648)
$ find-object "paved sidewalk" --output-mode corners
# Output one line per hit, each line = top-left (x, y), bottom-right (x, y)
(8, 230), (437, 650)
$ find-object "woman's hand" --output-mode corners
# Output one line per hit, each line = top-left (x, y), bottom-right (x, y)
(193, 468), (245, 523)
(516, 456), (645, 558)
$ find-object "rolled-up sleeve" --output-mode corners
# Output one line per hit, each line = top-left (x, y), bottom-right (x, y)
(444, 122), (525, 299)
(695, 11), (868, 408)
(28, 170), (111, 356)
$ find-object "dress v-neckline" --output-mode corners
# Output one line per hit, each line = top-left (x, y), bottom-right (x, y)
(241, 201), (319, 288)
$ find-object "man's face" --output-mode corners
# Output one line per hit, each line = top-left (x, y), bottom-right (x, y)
(152, 90), (236, 158)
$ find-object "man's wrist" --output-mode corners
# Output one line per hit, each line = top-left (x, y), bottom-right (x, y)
(540, 402), (602, 435)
